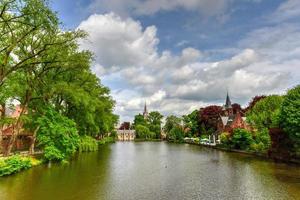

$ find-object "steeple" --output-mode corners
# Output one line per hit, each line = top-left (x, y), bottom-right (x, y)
(143, 101), (148, 119)
(224, 91), (232, 109)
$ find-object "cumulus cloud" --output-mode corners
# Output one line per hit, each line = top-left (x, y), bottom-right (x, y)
(78, 12), (295, 122)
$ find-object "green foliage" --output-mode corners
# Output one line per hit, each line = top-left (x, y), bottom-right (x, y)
(246, 95), (284, 129)
(135, 125), (155, 139)
(220, 132), (230, 147)
(133, 111), (163, 139)
(182, 110), (199, 137)
(280, 85), (300, 155)
(0, 155), (32, 177)
(36, 107), (80, 162)
(98, 137), (115, 145)
(79, 136), (98, 152)
(252, 129), (271, 152)
(110, 130), (117, 139)
(164, 115), (182, 133)
(231, 129), (254, 150)
(168, 126), (184, 142)
(133, 114), (147, 128)
(0, 0), (118, 157)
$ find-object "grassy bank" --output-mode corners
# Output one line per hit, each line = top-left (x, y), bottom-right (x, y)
(0, 155), (41, 177)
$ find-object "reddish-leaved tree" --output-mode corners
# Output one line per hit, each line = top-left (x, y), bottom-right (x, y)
(198, 105), (223, 132)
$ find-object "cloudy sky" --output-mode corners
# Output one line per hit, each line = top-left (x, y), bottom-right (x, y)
(51, 0), (300, 122)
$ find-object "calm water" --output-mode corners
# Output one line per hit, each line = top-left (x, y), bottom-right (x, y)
(0, 142), (300, 200)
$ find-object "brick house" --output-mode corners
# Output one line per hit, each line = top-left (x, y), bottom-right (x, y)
(1, 105), (33, 154)
(217, 93), (250, 134)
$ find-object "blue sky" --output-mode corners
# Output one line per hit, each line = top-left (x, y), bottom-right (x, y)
(50, 0), (300, 122)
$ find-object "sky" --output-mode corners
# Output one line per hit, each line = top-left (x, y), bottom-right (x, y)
(51, 0), (300, 122)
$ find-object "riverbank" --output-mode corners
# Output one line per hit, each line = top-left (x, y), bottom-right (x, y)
(184, 140), (300, 165)
(0, 155), (42, 177)
(1, 142), (299, 200)
(0, 137), (116, 177)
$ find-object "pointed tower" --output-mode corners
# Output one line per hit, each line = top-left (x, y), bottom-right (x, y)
(223, 91), (233, 116)
(225, 91), (232, 109)
(143, 102), (148, 119)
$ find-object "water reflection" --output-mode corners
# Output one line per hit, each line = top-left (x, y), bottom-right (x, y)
(0, 142), (299, 200)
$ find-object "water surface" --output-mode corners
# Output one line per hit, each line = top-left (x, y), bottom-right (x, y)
(0, 142), (300, 200)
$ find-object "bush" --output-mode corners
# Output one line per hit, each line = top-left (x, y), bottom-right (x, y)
(135, 125), (155, 139)
(79, 136), (98, 152)
(0, 155), (32, 177)
(98, 137), (115, 145)
(110, 130), (117, 139)
(193, 138), (200, 144)
(220, 132), (230, 147)
(36, 107), (80, 162)
(231, 129), (254, 150)
(167, 126), (184, 142)
(251, 129), (271, 152)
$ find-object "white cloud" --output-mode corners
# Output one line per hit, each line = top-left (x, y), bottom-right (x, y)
(78, 13), (159, 74)
(78, 12), (296, 122)
(269, 0), (300, 23)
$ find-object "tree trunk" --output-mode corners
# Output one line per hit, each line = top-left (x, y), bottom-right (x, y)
(29, 126), (40, 155)
(4, 90), (31, 156)
(0, 103), (5, 155)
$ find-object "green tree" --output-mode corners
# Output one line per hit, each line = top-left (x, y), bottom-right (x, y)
(182, 110), (199, 137)
(148, 111), (163, 138)
(168, 126), (184, 142)
(164, 115), (182, 133)
(246, 95), (284, 129)
(231, 129), (254, 150)
(135, 124), (155, 139)
(133, 114), (147, 128)
(0, 0), (118, 157)
(280, 85), (300, 156)
(35, 107), (80, 162)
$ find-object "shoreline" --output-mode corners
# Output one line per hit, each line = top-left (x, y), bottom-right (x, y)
(184, 140), (300, 165)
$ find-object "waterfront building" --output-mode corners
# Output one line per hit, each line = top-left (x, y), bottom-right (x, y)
(209, 93), (250, 144)
(116, 122), (135, 141)
(143, 102), (148, 119)
(217, 92), (249, 134)
(1, 105), (33, 154)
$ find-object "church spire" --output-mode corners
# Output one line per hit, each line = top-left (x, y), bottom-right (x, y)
(143, 101), (148, 119)
(225, 91), (232, 109)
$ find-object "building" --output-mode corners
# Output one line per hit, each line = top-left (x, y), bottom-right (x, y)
(143, 102), (148, 119)
(217, 92), (249, 134)
(208, 93), (250, 145)
(1, 105), (33, 154)
(116, 122), (135, 141)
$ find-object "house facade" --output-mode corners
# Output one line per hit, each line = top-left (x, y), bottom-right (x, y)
(1, 105), (33, 154)
(116, 122), (136, 141)
(217, 93), (250, 134)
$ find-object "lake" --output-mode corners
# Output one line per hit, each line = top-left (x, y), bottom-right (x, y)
(0, 142), (300, 200)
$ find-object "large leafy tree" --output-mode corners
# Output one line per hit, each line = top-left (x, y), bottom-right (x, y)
(0, 0), (118, 157)
(148, 111), (163, 138)
(198, 105), (222, 133)
(280, 85), (300, 156)
(246, 95), (284, 130)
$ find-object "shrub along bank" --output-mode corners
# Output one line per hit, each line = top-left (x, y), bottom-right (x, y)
(0, 155), (41, 177)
